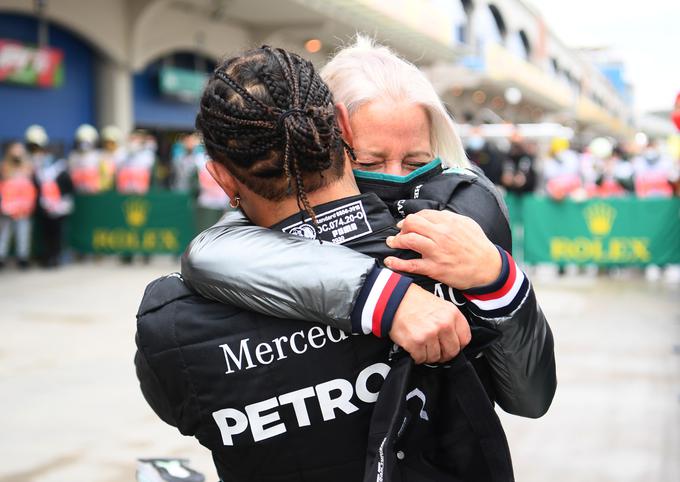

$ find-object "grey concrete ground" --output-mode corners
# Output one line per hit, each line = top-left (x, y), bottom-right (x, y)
(0, 259), (678, 482)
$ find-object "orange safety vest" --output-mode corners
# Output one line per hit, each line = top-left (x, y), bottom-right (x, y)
(71, 166), (101, 193)
(0, 177), (37, 219)
(595, 178), (626, 198)
(39, 179), (62, 214)
(116, 167), (151, 194)
(546, 174), (581, 200)
(634, 172), (673, 198)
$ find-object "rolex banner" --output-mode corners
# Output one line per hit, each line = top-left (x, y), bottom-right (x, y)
(523, 197), (680, 265)
(70, 192), (195, 254)
(68, 193), (679, 261)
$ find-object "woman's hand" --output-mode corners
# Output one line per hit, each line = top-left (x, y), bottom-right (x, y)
(384, 210), (502, 290)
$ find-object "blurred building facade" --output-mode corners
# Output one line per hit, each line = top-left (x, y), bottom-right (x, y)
(0, 0), (636, 148)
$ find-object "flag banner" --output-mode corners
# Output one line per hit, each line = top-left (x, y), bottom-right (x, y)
(0, 39), (64, 87)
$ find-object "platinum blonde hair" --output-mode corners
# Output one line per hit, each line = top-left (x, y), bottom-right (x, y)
(320, 35), (469, 168)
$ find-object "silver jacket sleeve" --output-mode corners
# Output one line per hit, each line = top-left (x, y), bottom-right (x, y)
(181, 210), (375, 332)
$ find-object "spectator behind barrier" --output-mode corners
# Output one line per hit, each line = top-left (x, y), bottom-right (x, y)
(26, 125), (75, 268)
(116, 131), (156, 195)
(501, 129), (537, 195)
(171, 133), (196, 192)
(69, 124), (103, 194)
(0, 142), (37, 269)
(100, 126), (126, 192)
(632, 139), (676, 198)
(590, 140), (634, 198)
(542, 138), (583, 201)
(465, 126), (504, 186)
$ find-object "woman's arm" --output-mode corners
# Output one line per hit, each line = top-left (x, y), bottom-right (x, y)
(385, 169), (557, 417)
(447, 182), (556, 417)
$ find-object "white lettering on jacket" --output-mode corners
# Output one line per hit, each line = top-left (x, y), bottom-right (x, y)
(212, 362), (390, 446)
(219, 325), (348, 375)
(433, 282), (465, 306)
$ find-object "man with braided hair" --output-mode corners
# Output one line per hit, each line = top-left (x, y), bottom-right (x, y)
(136, 46), (514, 481)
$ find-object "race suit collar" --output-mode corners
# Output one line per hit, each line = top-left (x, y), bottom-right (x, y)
(353, 158), (444, 203)
(271, 192), (395, 245)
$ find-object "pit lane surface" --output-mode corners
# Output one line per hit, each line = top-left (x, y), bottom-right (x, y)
(0, 259), (678, 482)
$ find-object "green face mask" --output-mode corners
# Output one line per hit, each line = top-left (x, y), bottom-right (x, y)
(352, 158), (445, 203)
(352, 158), (443, 184)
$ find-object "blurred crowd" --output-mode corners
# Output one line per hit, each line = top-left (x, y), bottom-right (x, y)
(463, 128), (680, 200)
(0, 124), (228, 269)
(1, 123), (679, 272)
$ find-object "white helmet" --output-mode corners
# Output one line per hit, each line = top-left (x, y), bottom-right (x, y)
(75, 124), (99, 144)
(588, 137), (613, 159)
(101, 125), (123, 143)
(25, 124), (49, 147)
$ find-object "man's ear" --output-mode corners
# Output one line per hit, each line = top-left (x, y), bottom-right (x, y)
(335, 102), (354, 146)
(206, 161), (238, 200)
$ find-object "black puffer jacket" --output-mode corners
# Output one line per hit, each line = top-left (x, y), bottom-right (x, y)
(136, 193), (514, 481)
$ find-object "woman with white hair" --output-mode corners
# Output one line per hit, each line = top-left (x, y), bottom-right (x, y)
(321, 35), (468, 171)
(182, 37), (556, 419)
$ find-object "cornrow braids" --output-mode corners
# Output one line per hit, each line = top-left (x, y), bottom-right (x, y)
(214, 70), (273, 114)
(266, 46), (301, 199)
(196, 46), (347, 229)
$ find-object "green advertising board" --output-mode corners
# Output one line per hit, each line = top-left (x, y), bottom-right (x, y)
(70, 192), (195, 254)
(159, 66), (208, 102)
(522, 197), (680, 265)
(67, 192), (680, 264)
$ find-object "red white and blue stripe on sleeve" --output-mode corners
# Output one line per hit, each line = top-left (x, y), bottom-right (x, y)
(462, 245), (529, 318)
(350, 265), (413, 338)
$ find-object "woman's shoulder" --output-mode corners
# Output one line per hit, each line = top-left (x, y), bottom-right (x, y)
(420, 164), (512, 250)
(452, 165), (509, 220)
(419, 165), (507, 216)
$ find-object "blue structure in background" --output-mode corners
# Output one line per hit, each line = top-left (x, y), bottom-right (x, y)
(133, 64), (199, 131)
(0, 14), (214, 154)
(133, 52), (214, 131)
(0, 13), (95, 150)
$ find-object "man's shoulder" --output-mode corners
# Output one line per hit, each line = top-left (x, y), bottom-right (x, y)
(137, 273), (194, 319)
(135, 273), (264, 353)
(135, 273), (205, 350)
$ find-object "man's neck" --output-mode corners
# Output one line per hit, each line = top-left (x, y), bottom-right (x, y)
(246, 176), (361, 227)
